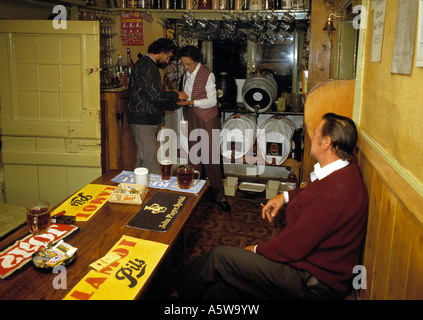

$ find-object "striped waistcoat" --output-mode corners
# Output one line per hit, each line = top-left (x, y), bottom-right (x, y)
(184, 64), (218, 123)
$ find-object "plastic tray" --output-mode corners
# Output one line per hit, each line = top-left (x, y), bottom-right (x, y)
(238, 182), (266, 193)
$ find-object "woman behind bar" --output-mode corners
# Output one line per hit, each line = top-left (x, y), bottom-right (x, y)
(177, 46), (231, 213)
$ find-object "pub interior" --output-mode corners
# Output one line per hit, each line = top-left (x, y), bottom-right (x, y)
(0, 0), (423, 301)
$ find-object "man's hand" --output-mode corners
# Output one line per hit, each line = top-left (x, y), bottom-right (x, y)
(261, 193), (285, 223)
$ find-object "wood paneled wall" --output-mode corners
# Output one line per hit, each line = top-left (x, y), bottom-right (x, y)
(357, 135), (423, 300)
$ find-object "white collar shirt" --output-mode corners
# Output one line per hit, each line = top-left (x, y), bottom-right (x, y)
(310, 159), (350, 182)
(183, 63), (217, 109)
(283, 159), (350, 204)
(184, 62), (201, 99)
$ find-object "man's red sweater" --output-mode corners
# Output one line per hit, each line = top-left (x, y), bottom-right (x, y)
(256, 162), (368, 295)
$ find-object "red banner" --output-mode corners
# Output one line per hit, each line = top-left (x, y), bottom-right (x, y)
(120, 11), (143, 46)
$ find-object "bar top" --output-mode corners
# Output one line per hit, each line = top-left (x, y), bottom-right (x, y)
(100, 85), (128, 93)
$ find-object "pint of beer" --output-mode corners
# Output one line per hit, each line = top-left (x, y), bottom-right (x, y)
(26, 200), (51, 235)
(160, 160), (172, 180)
(176, 165), (200, 189)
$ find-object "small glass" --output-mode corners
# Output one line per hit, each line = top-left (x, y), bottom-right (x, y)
(160, 160), (172, 180)
(26, 200), (51, 235)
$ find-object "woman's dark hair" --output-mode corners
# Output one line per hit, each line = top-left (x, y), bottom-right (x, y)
(148, 38), (177, 55)
(179, 46), (203, 63)
(321, 113), (358, 162)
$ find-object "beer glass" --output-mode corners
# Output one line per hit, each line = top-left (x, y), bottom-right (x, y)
(176, 165), (200, 189)
(160, 160), (172, 180)
(26, 200), (51, 235)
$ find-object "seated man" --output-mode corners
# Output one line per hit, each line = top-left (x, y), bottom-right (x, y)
(176, 113), (368, 300)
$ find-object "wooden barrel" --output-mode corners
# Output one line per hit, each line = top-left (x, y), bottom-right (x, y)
(216, 72), (237, 107)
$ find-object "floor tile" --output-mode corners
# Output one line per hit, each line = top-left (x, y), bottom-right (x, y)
(183, 190), (286, 263)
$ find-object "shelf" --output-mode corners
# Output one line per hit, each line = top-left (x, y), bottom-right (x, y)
(109, 8), (309, 20)
(241, 155), (301, 168)
(158, 9), (309, 20)
(219, 106), (303, 116)
(56, 0), (86, 5)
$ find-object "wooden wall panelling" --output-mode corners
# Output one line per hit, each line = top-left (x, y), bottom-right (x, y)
(118, 93), (137, 171)
(358, 135), (423, 300)
(356, 152), (374, 299)
(405, 219), (423, 299)
(101, 90), (136, 173)
(387, 202), (413, 299)
(370, 183), (396, 300)
(356, 151), (371, 299)
(360, 163), (381, 300)
(358, 134), (423, 224)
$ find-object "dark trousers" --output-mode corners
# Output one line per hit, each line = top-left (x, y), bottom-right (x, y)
(184, 108), (225, 202)
(176, 246), (344, 300)
(130, 124), (160, 174)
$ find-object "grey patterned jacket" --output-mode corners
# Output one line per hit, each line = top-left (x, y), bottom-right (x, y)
(127, 55), (178, 125)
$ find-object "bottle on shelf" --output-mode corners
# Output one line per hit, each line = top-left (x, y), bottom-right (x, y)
(128, 0), (137, 8)
(137, 0), (147, 8)
(287, 169), (297, 191)
(115, 52), (128, 86)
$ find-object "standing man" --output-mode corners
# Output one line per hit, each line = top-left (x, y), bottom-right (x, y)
(127, 38), (188, 174)
(176, 113), (368, 300)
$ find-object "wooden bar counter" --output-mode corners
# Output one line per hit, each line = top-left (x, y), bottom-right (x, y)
(0, 169), (209, 300)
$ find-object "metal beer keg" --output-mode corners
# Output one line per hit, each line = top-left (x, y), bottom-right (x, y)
(242, 71), (278, 113)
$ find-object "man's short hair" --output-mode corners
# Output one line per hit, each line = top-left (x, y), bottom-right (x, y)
(321, 113), (358, 162)
(148, 38), (177, 55)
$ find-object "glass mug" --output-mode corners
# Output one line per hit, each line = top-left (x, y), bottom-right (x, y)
(176, 165), (200, 189)
(26, 200), (51, 235)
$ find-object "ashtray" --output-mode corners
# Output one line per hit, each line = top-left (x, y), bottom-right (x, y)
(32, 240), (77, 271)
(109, 183), (148, 204)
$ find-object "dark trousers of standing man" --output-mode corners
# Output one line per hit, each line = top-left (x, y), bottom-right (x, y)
(176, 246), (345, 300)
(130, 123), (160, 174)
(184, 107), (225, 202)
